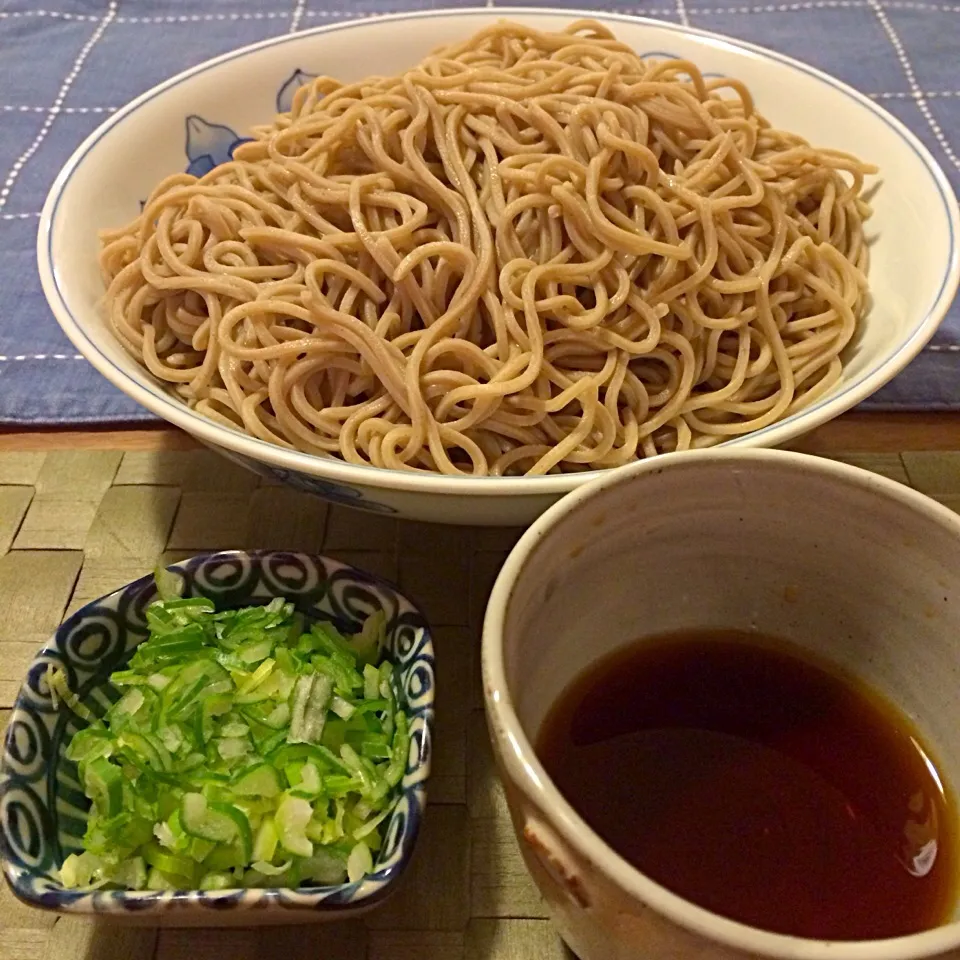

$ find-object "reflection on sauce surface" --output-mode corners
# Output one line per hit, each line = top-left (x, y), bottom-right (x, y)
(536, 631), (957, 940)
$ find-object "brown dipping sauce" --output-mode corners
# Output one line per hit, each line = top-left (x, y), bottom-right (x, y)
(535, 630), (957, 940)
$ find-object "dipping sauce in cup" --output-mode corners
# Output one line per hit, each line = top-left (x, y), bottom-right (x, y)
(536, 629), (957, 941)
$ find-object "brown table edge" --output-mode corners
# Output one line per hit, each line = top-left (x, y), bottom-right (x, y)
(3, 412), (960, 454)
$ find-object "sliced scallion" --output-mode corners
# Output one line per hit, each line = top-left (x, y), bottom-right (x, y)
(55, 572), (409, 893)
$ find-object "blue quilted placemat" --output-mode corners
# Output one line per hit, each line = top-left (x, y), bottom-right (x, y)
(0, 0), (958, 424)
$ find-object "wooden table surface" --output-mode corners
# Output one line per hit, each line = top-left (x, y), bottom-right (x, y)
(4, 414), (960, 960)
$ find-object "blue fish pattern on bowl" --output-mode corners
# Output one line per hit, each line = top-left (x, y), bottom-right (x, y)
(184, 115), (252, 178)
(266, 468), (398, 515)
(177, 67), (320, 187)
(139, 114), (251, 207)
(0, 551), (432, 918)
(277, 69), (319, 114)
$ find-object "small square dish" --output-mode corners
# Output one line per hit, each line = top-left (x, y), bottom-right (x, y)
(0, 550), (434, 925)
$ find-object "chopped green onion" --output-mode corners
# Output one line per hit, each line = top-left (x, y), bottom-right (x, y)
(363, 664), (380, 702)
(350, 610), (386, 666)
(217, 737), (251, 761)
(276, 796), (313, 858)
(252, 858), (292, 876)
(55, 580), (409, 893)
(143, 842), (195, 881)
(232, 763), (282, 799)
(252, 817), (279, 863)
(84, 757), (123, 818)
(199, 872), (232, 891)
(347, 841), (373, 883)
(330, 696), (356, 720)
(153, 565), (184, 602)
(301, 848), (348, 885)
(47, 666), (97, 723)
(301, 675), (333, 744)
(288, 676), (313, 744)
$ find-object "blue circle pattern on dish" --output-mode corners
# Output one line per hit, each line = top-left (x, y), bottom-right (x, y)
(0, 551), (434, 917)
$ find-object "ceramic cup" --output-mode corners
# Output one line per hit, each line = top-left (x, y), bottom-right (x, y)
(482, 448), (960, 960)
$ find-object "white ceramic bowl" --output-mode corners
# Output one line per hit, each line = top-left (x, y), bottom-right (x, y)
(482, 449), (960, 960)
(39, 8), (960, 525)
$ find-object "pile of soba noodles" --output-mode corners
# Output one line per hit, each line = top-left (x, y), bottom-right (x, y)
(100, 19), (875, 476)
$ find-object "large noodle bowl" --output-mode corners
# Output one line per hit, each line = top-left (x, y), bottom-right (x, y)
(100, 19), (875, 476)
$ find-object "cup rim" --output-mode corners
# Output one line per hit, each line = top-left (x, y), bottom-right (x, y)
(481, 448), (960, 960)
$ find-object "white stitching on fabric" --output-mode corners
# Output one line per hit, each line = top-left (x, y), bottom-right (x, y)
(884, 1), (960, 9)
(926, 345), (960, 351)
(871, 90), (960, 98)
(106, 9), (399, 24)
(675, 0), (692, 27)
(0, 9), (99, 21)
(635, 1), (960, 11)
(870, 0), (960, 171)
(301, 9), (379, 17)
(289, 0), (307, 33)
(113, 11), (289, 23)
(634, 1), (960, 10)
(0, 1), (118, 212)
(667, 1), (867, 11)
(0, 212), (41, 220)
(0, 354), (85, 361)
(2, 104), (116, 113)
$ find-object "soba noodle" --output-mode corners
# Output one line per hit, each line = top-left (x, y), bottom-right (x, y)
(100, 19), (875, 476)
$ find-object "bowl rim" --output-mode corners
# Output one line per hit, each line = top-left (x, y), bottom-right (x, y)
(38, 6), (960, 496)
(0, 549), (434, 915)
(481, 448), (960, 960)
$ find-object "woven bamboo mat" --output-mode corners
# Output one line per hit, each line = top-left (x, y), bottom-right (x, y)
(0, 447), (955, 960)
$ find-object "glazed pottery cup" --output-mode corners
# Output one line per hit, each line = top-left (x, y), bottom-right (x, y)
(482, 449), (960, 960)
